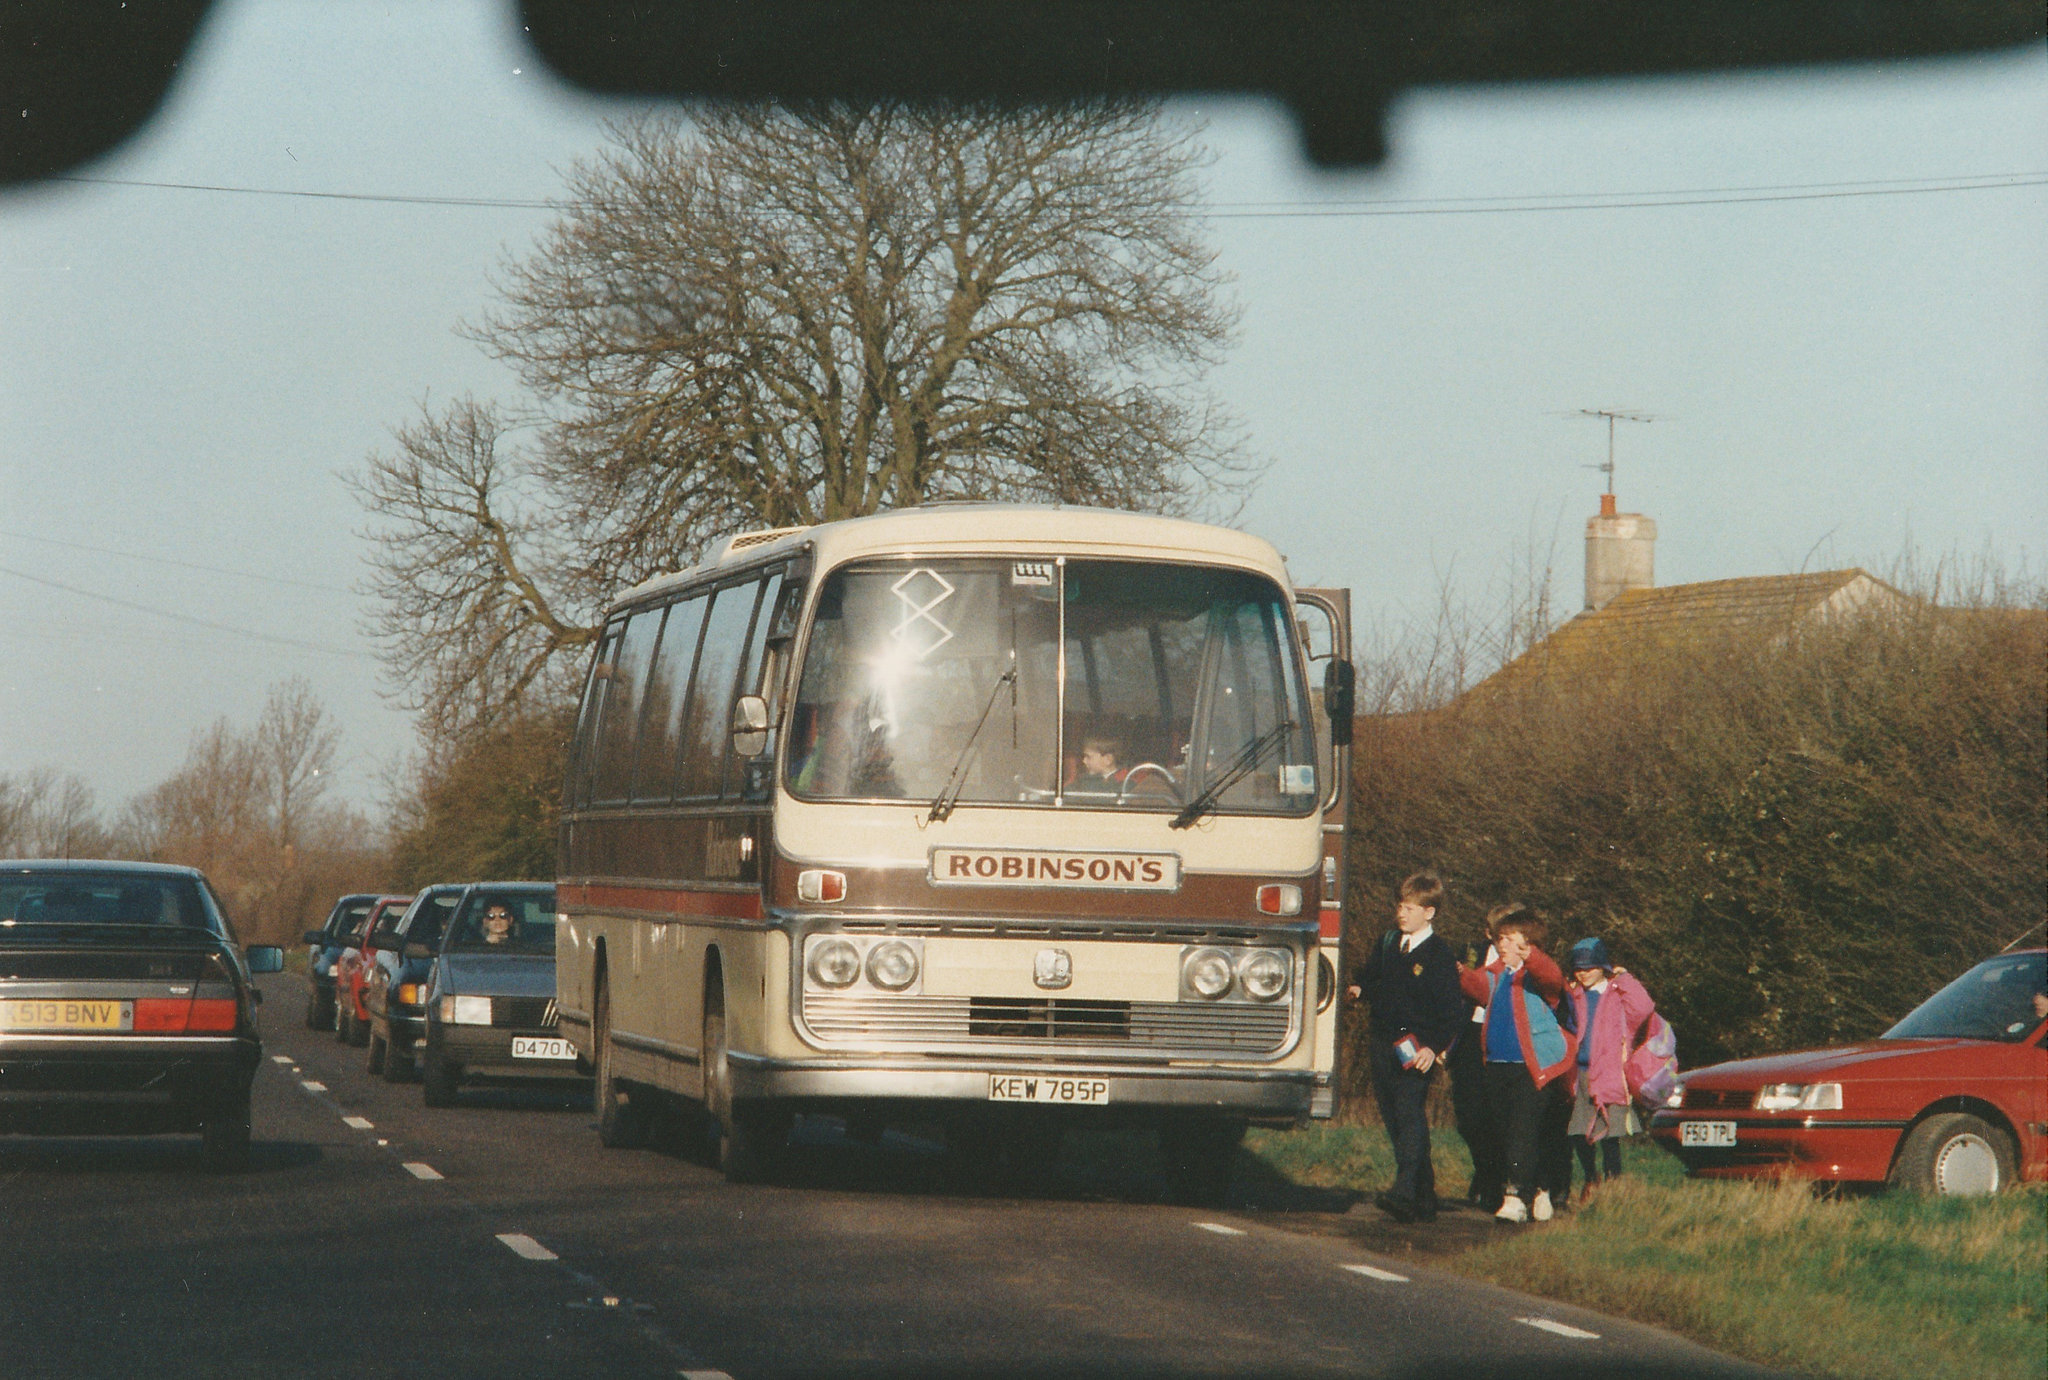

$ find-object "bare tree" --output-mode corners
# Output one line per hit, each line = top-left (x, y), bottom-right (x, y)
(355, 101), (1249, 738)
(0, 768), (108, 859)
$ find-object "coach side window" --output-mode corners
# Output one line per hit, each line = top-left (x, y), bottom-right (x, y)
(675, 580), (766, 799)
(631, 594), (707, 805)
(567, 621), (623, 810)
(590, 607), (665, 806)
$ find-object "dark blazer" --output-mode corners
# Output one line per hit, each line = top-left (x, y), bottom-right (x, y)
(1353, 929), (1465, 1054)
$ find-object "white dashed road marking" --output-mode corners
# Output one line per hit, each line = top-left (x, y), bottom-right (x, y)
(271, 1054), (295, 1064)
(1517, 1317), (1600, 1340)
(1192, 1222), (1246, 1236)
(680, 1372), (736, 1380)
(1342, 1264), (1411, 1283)
(300, 1080), (327, 1092)
(342, 1115), (374, 1130)
(402, 1162), (444, 1181)
(496, 1233), (559, 1261)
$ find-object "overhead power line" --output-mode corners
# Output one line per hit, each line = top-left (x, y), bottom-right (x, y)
(0, 565), (372, 659)
(0, 531), (354, 595)
(46, 170), (2047, 218)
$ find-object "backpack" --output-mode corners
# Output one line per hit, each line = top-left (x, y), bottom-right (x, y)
(1623, 1011), (1679, 1111)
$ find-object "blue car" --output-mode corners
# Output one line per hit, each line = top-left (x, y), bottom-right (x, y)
(301, 893), (378, 1032)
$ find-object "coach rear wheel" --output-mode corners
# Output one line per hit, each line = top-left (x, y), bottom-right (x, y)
(593, 976), (652, 1149)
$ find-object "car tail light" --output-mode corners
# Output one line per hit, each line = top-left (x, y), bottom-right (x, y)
(186, 998), (238, 1031)
(132, 999), (188, 1032)
(797, 869), (847, 903)
(1256, 884), (1302, 916)
(131, 998), (238, 1032)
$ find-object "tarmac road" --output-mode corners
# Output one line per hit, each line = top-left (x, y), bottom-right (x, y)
(0, 974), (1783, 1379)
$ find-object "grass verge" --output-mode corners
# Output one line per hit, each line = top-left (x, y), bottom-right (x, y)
(1242, 1125), (2047, 1380)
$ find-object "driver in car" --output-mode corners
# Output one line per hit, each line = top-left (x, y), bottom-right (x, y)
(479, 903), (517, 946)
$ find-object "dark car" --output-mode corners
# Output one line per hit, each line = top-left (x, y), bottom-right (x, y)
(416, 884), (583, 1106)
(0, 859), (283, 1170)
(362, 885), (463, 1083)
(335, 894), (411, 1048)
(1651, 949), (2048, 1194)
(301, 892), (377, 1031)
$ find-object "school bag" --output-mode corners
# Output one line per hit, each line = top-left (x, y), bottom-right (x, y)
(1623, 1010), (1679, 1111)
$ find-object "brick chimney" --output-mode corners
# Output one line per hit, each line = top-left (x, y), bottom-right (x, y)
(1585, 492), (1656, 611)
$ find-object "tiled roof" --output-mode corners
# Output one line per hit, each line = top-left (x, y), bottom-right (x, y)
(1472, 569), (1896, 694)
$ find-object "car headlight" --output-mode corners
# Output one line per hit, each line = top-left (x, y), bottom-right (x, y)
(806, 938), (861, 988)
(440, 994), (492, 1025)
(1184, 948), (1235, 1000)
(1237, 949), (1291, 1002)
(865, 940), (920, 992)
(1753, 1082), (1842, 1112)
(1665, 1081), (1687, 1110)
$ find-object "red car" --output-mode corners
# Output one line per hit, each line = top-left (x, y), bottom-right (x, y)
(335, 895), (412, 1049)
(1651, 949), (2047, 1194)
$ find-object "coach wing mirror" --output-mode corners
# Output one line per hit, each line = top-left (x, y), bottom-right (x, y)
(1323, 659), (1355, 747)
(731, 694), (770, 758)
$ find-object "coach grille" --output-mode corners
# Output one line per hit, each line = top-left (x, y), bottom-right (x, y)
(800, 993), (1291, 1055)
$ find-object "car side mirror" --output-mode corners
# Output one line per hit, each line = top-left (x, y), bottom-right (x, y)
(731, 693), (770, 758)
(302, 930), (327, 946)
(1323, 658), (1355, 747)
(246, 945), (285, 974)
(404, 941), (434, 960)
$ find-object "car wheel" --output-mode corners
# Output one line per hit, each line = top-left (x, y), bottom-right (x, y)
(382, 1036), (414, 1083)
(1161, 1117), (1246, 1206)
(594, 976), (651, 1149)
(366, 1029), (386, 1076)
(201, 1091), (253, 1173)
(350, 1003), (371, 1047)
(704, 1004), (786, 1183)
(305, 988), (332, 1031)
(1890, 1113), (2016, 1196)
(422, 1048), (461, 1108)
(335, 999), (353, 1044)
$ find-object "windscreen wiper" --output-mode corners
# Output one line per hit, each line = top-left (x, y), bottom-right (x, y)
(927, 667), (1018, 824)
(1171, 720), (1297, 830)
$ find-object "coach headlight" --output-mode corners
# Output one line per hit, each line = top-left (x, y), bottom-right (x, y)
(1237, 949), (1291, 1002)
(865, 940), (920, 992)
(807, 938), (861, 989)
(1184, 948), (1235, 1000)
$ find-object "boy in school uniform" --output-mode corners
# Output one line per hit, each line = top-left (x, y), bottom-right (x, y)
(1348, 870), (1466, 1222)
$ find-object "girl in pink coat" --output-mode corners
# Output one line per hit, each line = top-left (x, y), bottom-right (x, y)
(1560, 936), (1656, 1195)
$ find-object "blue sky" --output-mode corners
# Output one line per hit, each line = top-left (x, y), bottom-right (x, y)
(2, 1), (2042, 813)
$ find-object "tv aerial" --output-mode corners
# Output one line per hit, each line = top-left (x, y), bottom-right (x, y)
(1572, 409), (1656, 494)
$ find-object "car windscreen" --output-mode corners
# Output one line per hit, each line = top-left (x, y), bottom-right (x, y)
(327, 899), (374, 940)
(446, 891), (557, 954)
(0, 872), (213, 931)
(1883, 952), (2048, 1043)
